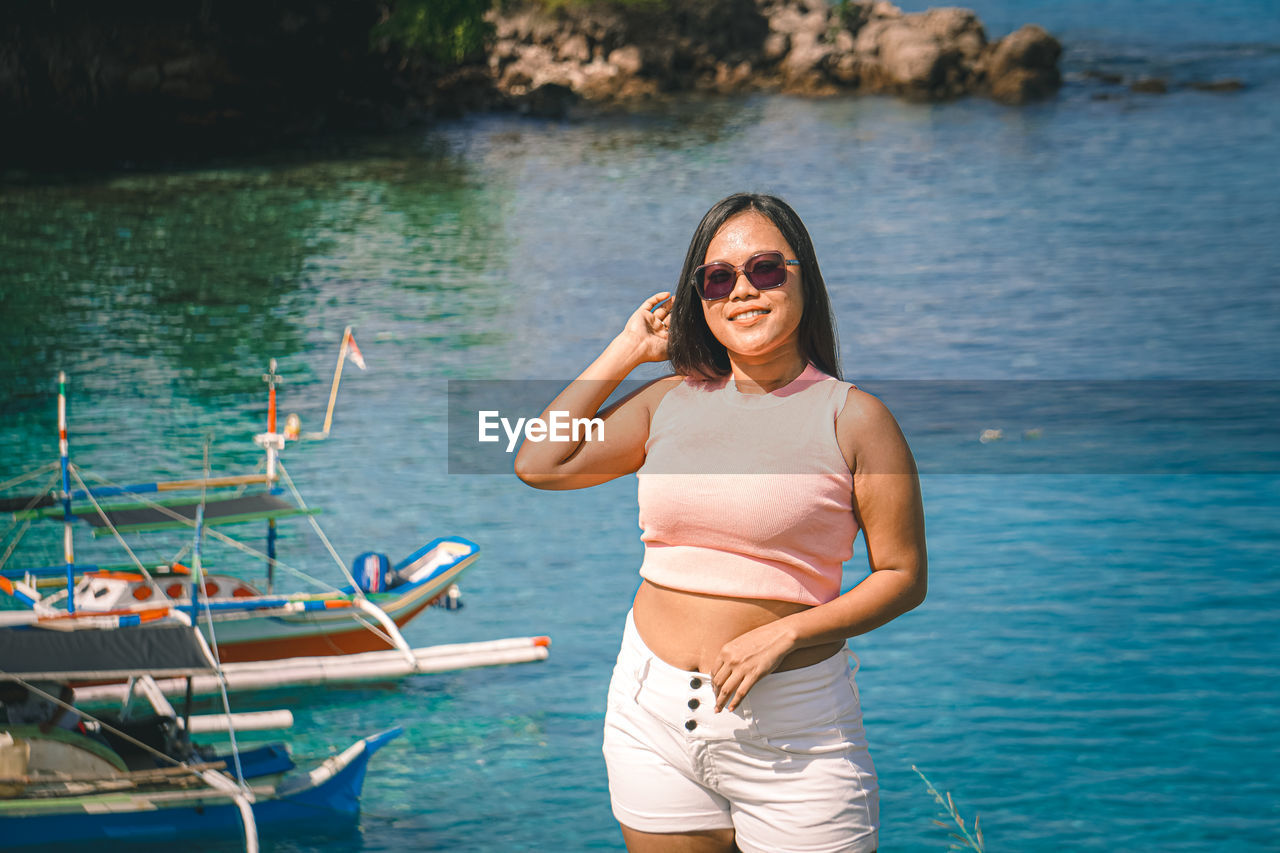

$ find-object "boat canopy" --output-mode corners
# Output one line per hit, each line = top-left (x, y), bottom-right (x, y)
(0, 623), (217, 681)
(10, 493), (318, 536)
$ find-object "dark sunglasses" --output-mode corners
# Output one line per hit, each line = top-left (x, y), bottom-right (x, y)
(692, 251), (800, 300)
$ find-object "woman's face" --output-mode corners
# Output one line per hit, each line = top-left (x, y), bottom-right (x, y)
(699, 212), (804, 363)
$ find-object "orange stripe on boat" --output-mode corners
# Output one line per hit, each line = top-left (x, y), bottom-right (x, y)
(533, 636), (552, 648)
(324, 599), (354, 609)
(43, 605), (157, 620)
(0, 577), (13, 595)
(87, 570), (146, 582)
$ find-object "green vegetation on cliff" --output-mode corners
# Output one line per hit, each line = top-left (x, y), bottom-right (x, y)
(375, 0), (667, 61)
(374, 0), (494, 63)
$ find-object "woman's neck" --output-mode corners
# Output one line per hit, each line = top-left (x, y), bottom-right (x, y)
(727, 350), (807, 394)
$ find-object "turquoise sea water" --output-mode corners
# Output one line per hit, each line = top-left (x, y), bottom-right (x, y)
(2, 1), (1278, 849)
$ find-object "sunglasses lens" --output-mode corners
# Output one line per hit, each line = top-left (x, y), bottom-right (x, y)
(698, 264), (736, 299)
(694, 253), (790, 299)
(745, 253), (786, 289)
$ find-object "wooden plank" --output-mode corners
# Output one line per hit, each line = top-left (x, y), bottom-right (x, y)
(0, 760), (226, 786)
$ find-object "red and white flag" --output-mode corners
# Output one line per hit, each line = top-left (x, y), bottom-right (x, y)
(346, 330), (367, 370)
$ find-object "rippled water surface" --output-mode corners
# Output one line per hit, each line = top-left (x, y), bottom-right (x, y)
(2, 1), (1278, 849)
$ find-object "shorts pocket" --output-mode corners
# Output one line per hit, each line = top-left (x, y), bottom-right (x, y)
(605, 662), (642, 712)
(760, 718), (868, 757)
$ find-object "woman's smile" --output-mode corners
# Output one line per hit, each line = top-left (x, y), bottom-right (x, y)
(727, 306), (771, 323)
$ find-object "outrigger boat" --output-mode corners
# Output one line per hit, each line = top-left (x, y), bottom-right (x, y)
(0, 331), (550, 692)
(0, 615), (400, 849)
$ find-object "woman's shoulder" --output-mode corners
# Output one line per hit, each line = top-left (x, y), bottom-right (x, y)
(630, 371), (728, 429)
(642, 371), (725, 397)
(834, 385), (913, 471)
(629, 373), (689, 414)
(836, 384), (886, 415)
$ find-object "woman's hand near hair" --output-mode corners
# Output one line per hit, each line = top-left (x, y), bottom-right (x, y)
(619, 291), (673, 365)
(514, 292), (676, 491)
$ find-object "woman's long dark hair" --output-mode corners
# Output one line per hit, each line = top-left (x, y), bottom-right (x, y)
(666, 193), (842, 380)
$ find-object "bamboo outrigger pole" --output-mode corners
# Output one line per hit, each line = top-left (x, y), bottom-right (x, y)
(0, 474), (270, 514)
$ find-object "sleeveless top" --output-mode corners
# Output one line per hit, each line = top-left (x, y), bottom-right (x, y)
(636, 364), (858, 606)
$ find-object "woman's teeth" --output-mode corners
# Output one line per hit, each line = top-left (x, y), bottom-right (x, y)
(733, 309), (769, 321)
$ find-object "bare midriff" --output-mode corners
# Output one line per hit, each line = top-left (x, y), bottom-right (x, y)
(632, 580), (844, 674)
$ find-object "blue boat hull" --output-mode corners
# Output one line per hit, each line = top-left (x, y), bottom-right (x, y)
(0, 728), (401, 848)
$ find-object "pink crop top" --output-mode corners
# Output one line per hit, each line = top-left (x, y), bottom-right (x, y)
(636, 364), (858, 606)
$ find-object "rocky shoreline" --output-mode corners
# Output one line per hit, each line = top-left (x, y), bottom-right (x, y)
(2, 0), (1067, 168)
(488, 0), (1062, 116)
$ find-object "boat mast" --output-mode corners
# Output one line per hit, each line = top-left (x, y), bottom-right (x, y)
(257, 360), (284, 593)
(263, 359), (280, 484)
(191, 502), (204, 619)
(58, 371), (75, 614)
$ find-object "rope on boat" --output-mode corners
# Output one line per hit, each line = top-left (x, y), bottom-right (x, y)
(0, 461), (59, 492)
(0, 470), (59, 572)
(0, 671), (186, 770)
(76, 468), (337, 594)
(195, 438), (259, 853)
(0, 518), (32, 574)
(277, 460), (415, 664)
(342, 611), (400, 650)
(70, 465), (155, 584)
(194, 440), (249, 789)
(0, 669), (262, 851)
(38, 460), (410, 662)
(276, 461), (361, 589)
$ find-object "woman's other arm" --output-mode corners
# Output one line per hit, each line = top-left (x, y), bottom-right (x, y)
(711, 389), (927, 710)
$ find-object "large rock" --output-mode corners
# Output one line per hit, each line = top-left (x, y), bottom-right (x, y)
(851, 7), (986, 99)
(979, 24), (1062, 104)
(488, 0), (769, 101)
(486, 0), (1060, 107)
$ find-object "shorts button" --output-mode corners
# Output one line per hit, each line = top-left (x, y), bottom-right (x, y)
(689, 677), (702, 689)
(688, 698), (700, 710)
(685, 720), (697, 731)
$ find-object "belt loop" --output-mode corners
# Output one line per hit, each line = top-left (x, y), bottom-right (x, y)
(844, 647), (861, 677)
(632, 657), (650, 703)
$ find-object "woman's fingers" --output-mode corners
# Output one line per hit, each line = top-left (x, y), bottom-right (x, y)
(633, 293), (671, 327)
(714, 669), (744, 713)
(712, 655), (759, 712)
(726, 673), (761, 713)
(616, 291), (673, 363)
(642, 291), (672, 312)
(711, 625), (794, 712)
(631, 293), (672, 340)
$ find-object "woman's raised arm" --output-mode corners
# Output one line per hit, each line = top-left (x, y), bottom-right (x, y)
(514, 292), (676, 490)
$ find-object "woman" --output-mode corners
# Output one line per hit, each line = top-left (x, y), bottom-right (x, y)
(515, 193), (926, 853)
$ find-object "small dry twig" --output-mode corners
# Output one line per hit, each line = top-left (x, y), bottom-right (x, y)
(912, 765), (985, 852)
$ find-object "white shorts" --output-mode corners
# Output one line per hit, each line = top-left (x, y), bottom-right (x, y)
(602, 611), (879, 853)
